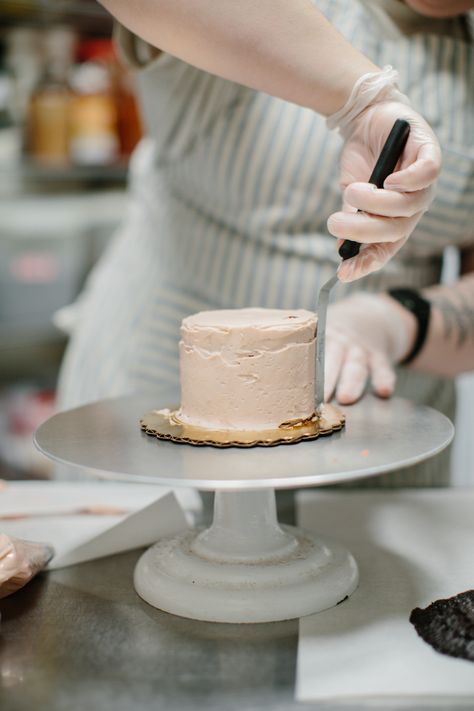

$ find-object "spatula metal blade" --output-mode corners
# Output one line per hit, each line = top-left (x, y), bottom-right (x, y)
(315, 273), (339, 413)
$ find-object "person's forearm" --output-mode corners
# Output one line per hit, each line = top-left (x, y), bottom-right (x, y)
(408, 273), (474, 377)
(99, 0), (378, 116)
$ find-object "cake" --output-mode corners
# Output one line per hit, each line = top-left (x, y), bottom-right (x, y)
(176, 308), (317, 431)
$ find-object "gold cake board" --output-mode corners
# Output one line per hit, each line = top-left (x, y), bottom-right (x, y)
(139, 403), (345, 448)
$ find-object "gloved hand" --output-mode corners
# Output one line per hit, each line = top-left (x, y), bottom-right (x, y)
(327, 67), (441, 282)
(324, 292), (416, 404)
(0, 534), (53, 599)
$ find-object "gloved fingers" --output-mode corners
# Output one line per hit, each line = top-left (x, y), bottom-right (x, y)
(335, 344), (369, 405)
(327, 209), (421, 244)
(343, 182), (434, 218)
(369, 351), (396, 398)
(383, 140), (441, 192)
(338, 236), (407, 282)
(340, 198), (358, 214)
(323, 332), (346, 402)
(0, 534), (54, 599)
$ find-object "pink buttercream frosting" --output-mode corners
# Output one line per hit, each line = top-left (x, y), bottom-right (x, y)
(177, 308), (317, 431)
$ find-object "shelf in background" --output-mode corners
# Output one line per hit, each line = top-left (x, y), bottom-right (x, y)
(0, 325), (66, 384)
(2, 160), (129, 185)
(1, 0), (112, 33)
(0, 322), (66, 348)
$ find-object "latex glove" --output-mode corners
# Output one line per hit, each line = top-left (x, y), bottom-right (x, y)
(325, 293), (416, 404)
(327, 67), (441, 282)
(0, 534), (53, 599)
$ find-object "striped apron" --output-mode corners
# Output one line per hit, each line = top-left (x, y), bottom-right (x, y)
(57, 0), (474, 486)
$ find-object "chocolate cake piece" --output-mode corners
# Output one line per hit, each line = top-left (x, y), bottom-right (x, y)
(410, 590), (474, 662)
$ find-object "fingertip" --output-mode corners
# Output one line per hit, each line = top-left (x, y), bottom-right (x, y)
(344, 181), (377, 202)
(336, 369), (367, 405)
(328, 211), (359, 237)
(371, 362), (396, 398)
(336, 389), (358, 405)
(327, 213), (342, 236)
(336, 384), (367, 405)
(373, 383), (395, 399)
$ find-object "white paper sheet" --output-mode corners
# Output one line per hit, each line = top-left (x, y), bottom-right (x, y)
(0, 481), (199, 568)
(296, 489), (474, 703)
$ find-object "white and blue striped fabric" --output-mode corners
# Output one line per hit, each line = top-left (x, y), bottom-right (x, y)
(58, 0), (474, 486)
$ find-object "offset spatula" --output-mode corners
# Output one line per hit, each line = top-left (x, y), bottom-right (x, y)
(315, 118), (411, 414)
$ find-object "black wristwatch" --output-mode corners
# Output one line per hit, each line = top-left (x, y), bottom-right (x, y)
(388, 288), (431, 365)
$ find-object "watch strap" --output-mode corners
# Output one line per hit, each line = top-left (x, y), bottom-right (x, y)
(388, 288), (431, 365)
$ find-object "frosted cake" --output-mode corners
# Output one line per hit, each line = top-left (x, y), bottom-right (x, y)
(176, 308), (317, 431)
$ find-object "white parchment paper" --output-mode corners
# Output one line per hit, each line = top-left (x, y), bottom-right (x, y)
(296, 489), (474, 703)
(0, 481), (199, 568)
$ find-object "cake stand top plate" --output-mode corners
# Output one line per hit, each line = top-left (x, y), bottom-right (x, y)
(35, 391), (454, 491)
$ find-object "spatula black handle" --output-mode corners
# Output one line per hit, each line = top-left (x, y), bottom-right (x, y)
(338, 118), (411, 262)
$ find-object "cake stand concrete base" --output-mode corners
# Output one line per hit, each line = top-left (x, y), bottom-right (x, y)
(134, 489), (358, 623)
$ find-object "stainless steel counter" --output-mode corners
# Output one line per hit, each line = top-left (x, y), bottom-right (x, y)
(0, 492), (470, 711)
(1, 547), (301, 711)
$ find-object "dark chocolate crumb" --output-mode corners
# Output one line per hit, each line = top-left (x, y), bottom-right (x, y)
(409, 590), (474, 662)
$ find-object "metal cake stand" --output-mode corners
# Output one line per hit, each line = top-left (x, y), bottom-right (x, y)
(35, 389), (454, 624)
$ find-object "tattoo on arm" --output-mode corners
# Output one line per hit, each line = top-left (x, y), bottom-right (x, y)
(431, 291), (474, 348)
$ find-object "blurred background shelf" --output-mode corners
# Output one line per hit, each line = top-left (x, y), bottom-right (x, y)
(1, 0), (112, 32)
(0, 1), (136, 477)
(0, 160), (128, 189)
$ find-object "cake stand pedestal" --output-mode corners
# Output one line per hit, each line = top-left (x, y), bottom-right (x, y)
(134, 488), (357, 623)
(35, 390), (454, 624)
